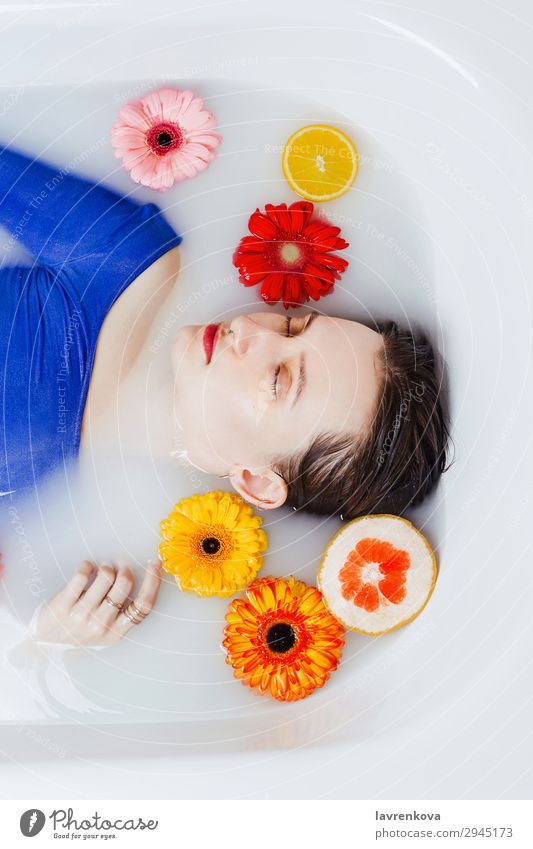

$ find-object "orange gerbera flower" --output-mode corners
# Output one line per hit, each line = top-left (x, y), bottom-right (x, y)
(339, 537), (410, 613)
(223, 576), (345, 702)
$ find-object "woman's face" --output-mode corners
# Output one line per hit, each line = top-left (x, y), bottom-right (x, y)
(171, 310), (384, 508)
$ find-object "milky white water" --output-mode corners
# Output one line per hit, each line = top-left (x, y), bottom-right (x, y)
(0, 81), (443, 727)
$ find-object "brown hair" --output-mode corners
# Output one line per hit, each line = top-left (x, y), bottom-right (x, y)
(271, 319), (453, 519)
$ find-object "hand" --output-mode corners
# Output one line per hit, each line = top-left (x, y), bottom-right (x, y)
(34, 558), (163, 647)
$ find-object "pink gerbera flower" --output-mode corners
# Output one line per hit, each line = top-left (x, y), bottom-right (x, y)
(111, 87), (221, 192)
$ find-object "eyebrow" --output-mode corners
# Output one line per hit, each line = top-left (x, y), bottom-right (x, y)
(290, 311), (319, 410)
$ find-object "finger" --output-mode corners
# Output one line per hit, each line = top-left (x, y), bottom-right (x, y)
(96, 564), (135, 626)
(113, 553), (131, 571)
(115, 558), (162, 637)
(55, 561), (97, 610)
(77, 564), (117, 614)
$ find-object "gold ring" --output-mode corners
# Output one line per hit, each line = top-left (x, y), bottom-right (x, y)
(122, 601), (149, 625)
(129, 601), (150, 620)
(103, 595), (123, 611)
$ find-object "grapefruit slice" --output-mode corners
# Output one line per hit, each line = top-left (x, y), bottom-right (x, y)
(282, 124), (359, 202)
(317, 514), (437, 636)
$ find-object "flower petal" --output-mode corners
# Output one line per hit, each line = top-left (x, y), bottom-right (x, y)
(248, 210), (279, 240)
(117, 102), (152, 131)
(259, 273), (286, 304)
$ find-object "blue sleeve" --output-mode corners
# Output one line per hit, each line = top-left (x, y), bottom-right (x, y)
(0, 145), (182, 314)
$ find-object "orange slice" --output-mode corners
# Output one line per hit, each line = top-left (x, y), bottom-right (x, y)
(317, 514), (437, 636)
(282, 124), (359, 202)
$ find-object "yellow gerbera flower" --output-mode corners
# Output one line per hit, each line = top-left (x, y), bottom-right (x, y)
(159, 490), (268, 597)
(223, 576), (345, 702)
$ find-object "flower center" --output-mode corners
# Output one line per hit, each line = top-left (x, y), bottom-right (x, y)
(278, 241), (303, 266)
(266, 621), (297, 654)
(280, 242), (301, 264)
(146, 121), (183, 156)
(201, 536), (221, 556)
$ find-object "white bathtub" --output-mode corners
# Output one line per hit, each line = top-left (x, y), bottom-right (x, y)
(0, 0), (531, 800)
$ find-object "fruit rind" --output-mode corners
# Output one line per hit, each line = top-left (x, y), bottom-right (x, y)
(282, 124), (359, 202)
(317, 514), (438, 636)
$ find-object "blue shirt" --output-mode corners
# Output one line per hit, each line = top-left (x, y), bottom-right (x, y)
(0, 145), (182, 496)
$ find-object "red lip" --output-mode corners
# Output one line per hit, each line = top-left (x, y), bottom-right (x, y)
(203, 323), (221, 364)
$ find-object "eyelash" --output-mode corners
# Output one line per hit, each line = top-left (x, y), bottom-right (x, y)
(269, 317), (293, 397)
(285, 316), (292, 337)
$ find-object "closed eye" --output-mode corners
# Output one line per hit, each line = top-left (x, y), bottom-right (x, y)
(268, 311), (319, 402)
(269, 364), (282, 398)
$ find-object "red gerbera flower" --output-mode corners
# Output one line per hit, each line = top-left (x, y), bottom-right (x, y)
(232, 201), (349, 309)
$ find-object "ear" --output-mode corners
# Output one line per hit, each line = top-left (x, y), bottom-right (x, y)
(228, 466), (288, 510)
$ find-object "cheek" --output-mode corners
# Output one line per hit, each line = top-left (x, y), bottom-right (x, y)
(181, 369), (244, 446)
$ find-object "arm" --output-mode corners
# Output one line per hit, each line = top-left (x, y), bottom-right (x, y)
(0, 559), (162, 721)
(0, 145), (143, 263)
(0, 145), (181, 306)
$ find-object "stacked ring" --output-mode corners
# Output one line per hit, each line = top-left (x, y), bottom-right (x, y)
(122, 601), (149, 625)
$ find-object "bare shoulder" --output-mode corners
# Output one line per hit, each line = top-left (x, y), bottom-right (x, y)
(82, 246), (181, 425)
(118, 245), (181, 313)
(100, 245), (181, 347)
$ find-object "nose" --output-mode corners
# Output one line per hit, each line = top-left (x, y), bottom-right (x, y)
(229, 315), (276, 357)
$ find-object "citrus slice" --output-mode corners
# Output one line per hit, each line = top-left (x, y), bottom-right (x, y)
(282, 124), (359, 202)
(317, 514), (437, 636)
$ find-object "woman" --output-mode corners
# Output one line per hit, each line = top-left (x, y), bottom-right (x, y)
(0, 144), (451, 646)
